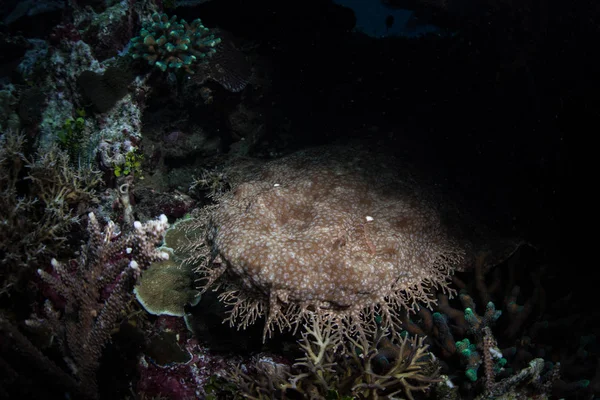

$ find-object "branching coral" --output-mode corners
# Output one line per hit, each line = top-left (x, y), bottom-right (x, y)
(0, 212), (169, 399)
(32, 213), (169, 398)
(227, 313), (441, 399)
(347, 332), (441, 399)
(0, 130), (100, 294)
(129, 12), (221, 73)
(185, 144), (466, 344)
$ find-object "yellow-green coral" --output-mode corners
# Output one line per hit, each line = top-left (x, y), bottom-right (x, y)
(114, 148), (143, 178)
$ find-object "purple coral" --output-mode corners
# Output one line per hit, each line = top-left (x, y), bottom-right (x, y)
(35, 213), (170, 398)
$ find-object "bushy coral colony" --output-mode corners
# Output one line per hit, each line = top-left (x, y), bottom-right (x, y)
(129, 13), (221, 73)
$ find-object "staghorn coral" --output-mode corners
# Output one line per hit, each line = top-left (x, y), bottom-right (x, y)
(31, 213), (170, 398)
(395, 247), (562, 398)
(225, 313), (440, 399)
(186, 144), (466, 343)
(0, 130), (100, 295)
(0, 212), (169, 399)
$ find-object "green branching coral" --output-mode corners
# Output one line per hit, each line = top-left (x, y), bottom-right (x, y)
(129, 12), (221, 73)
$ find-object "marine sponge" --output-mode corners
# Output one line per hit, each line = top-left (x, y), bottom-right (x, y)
(129, 12), (221, 73)
(189, 145), (466, 342)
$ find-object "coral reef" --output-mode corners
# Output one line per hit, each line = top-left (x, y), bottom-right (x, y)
(0, 0), (580, 397)
(22, 26), (148, 156)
